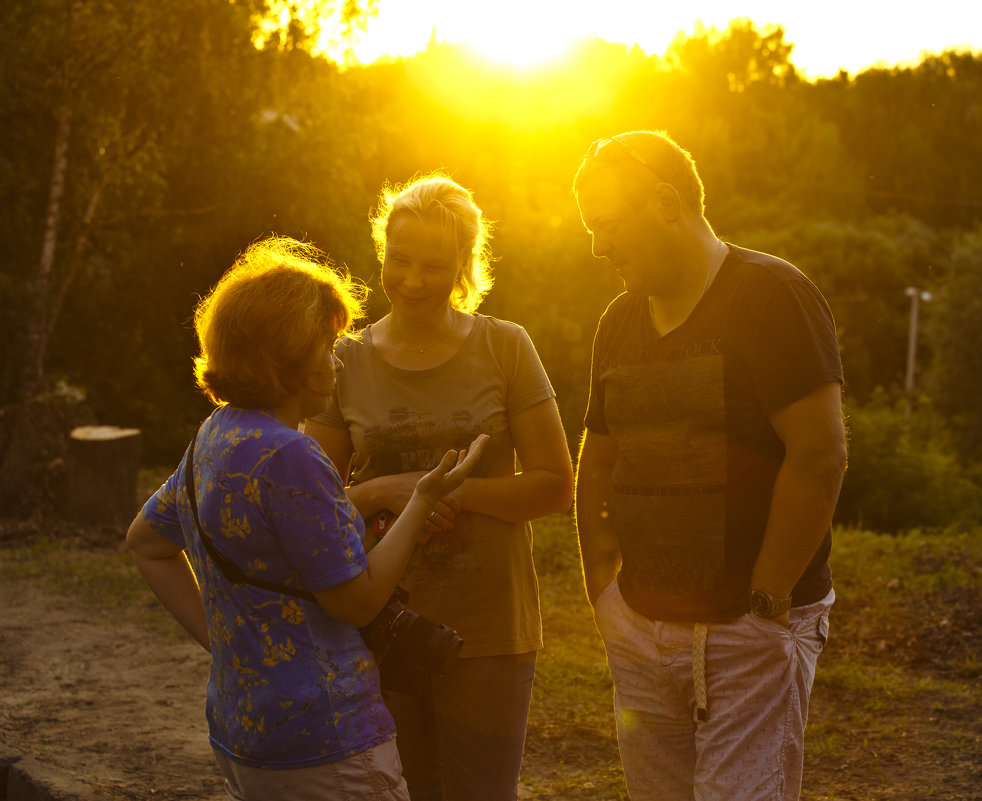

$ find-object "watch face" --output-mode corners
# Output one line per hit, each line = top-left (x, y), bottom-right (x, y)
(750, 591), (771, 617)
(750, 590), (790, 617)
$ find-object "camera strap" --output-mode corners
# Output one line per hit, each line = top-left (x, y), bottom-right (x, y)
(183, 423), (316, 602)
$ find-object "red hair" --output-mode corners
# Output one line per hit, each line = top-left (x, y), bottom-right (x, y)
(193, 237), (365, 408)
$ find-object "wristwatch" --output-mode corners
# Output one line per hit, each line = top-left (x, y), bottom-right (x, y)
(749, 589), (793, 619)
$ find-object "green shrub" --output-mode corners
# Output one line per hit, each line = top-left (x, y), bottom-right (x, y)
(836, 391), (982, 533)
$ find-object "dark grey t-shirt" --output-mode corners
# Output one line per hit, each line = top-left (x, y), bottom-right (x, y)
(585, 245), (842, 622)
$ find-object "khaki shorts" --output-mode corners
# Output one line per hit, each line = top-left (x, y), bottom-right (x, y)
(213, 738), (410, 801)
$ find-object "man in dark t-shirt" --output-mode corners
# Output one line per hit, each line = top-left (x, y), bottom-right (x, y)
(573, 130), (846, 801)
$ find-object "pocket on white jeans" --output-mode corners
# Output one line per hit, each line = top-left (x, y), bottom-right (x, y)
(816, 609), (830, 648)
(592, 579), (619, 626)
(745, 610), (794, 640)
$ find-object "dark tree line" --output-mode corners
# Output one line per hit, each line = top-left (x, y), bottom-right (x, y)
(2, 2), (980, 531)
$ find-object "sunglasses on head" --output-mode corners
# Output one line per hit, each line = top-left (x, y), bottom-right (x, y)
(585, 137), (669, 184)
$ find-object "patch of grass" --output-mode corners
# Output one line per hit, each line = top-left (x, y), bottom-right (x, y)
(818, 661), (919, 698)
(0, 534), (187, 639)
(804, 720), (846, 759)
(527, 513), (626, 798)
(2, 537), (128, 597)
(832, 525), (982, 598)
(806, 524), (982, 800)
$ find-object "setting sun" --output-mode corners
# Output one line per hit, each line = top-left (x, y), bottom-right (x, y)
(325, 0), (591, 69)
(421, 1), (583, 69)
(326, 0), (980, 78)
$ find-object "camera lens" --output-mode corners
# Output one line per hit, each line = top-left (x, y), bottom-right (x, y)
(424, 623), (464, 675)
(360, 591), (465, 687)
(395, 613), (463, 676)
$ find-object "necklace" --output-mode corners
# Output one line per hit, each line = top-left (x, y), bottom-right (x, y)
(647, 239), (727, 331)
(386, 309), (458, 353)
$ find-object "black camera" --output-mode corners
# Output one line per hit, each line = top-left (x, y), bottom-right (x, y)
(359, 587), (463, 693)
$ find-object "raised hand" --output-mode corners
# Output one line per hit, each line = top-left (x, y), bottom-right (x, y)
(413, 434), (489, 509)
(364, 471), (461, 526)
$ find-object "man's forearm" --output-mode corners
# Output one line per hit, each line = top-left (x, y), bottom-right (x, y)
(576, 512), (621, 606)
(753, 381), (848, 617)
(575, 431), (621, 606)
(750, 454), (845, 600)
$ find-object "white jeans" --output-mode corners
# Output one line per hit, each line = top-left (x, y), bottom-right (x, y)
(594, 580), (833, 801)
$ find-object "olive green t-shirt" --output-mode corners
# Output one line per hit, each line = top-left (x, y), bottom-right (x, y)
(312, 315), (555, 657)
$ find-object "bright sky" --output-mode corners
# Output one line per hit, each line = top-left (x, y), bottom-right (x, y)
(336, 0), (982, 78)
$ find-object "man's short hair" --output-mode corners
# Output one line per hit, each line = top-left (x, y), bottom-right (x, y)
(193, 236), (365, 409)
(574, 130), (706, 215)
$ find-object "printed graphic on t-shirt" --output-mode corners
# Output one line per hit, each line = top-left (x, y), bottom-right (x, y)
(604, 341), (726, 595)
(361, 407), (478, 475)
(361, 406), (483, 584)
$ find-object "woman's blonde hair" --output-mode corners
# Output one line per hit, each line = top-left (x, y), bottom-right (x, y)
(193, 236), (365, 409)
(369, 173), (494, 312)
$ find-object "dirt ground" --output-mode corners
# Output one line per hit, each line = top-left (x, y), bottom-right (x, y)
(2, 523), (982, 801)
(0, 570), (224, 800)
(0, 523), (568, 801)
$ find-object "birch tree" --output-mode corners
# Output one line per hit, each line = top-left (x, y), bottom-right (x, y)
(0, 0), (375, 403)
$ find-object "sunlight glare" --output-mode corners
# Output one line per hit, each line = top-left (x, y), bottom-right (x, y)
(334, 0), (595, 69)
(320, 0), (981, 80)
(434, 2), (582, 69)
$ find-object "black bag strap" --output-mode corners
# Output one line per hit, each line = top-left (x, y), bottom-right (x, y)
(184, 423), (316, 602)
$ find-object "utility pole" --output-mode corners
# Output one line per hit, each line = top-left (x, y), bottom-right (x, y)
(905, 286), (932, 417)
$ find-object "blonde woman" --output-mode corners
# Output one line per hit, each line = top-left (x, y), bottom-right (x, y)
(126, 236), (486, 800)
(305, 175), (574, 801)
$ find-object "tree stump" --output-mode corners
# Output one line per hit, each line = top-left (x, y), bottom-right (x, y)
(66, 426), (142, 527)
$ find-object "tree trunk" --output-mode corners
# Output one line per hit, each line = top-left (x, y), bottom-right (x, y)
(47, 178), (105, 350)
(18, 101), (73, 401)
(66, 425), (142, 527)
(0, 399), (96, 520)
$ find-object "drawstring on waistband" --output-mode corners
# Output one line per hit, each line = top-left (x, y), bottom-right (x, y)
(693, 623), (709, 721)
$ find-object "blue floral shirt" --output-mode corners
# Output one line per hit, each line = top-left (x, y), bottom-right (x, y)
(141, 405), (395, 768)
